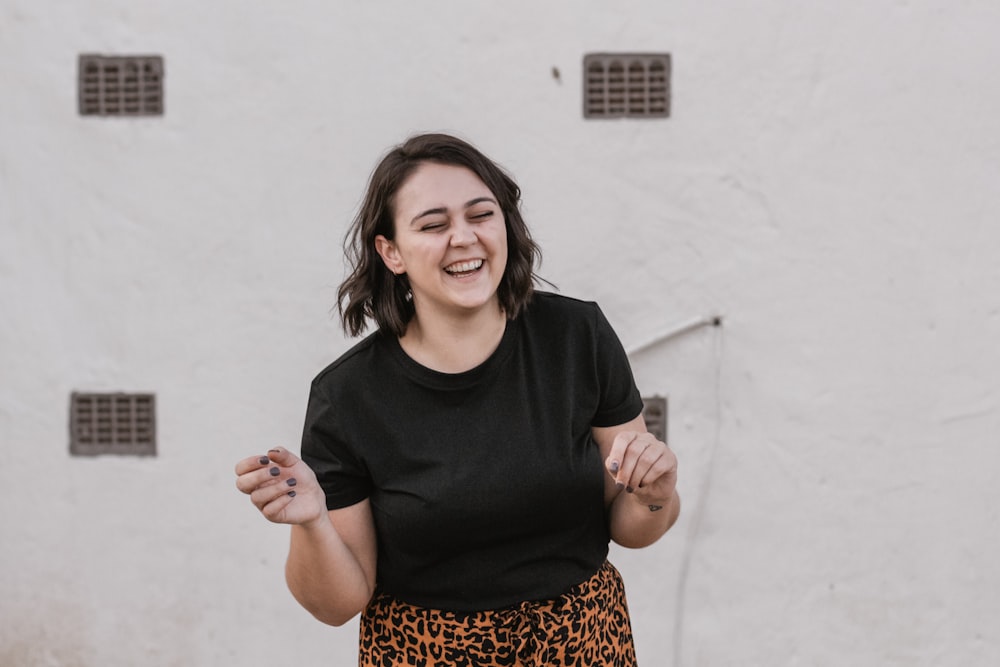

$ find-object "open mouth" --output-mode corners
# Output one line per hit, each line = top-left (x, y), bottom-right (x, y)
(444, 259), (484, 277)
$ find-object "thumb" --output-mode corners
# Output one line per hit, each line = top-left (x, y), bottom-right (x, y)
(265, 446), (301, 467)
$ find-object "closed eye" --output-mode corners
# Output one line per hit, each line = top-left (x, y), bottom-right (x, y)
(469, 211), (494, 221)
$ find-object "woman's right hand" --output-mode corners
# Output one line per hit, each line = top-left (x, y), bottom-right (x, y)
(234, 446), (326, 526)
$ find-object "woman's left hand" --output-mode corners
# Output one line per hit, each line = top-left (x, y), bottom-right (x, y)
(604, 431), (678, 506)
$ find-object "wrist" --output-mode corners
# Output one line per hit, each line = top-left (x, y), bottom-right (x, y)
(295, 501), (331, 532)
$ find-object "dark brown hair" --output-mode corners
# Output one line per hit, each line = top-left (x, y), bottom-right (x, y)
(338, 133), (542, 337)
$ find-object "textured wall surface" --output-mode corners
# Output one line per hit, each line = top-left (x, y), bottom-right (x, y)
(2, 1), (999, 665)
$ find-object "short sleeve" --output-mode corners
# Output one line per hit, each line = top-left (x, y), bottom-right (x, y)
(590, 304), (645, 428)
(300, 379), (373, 510)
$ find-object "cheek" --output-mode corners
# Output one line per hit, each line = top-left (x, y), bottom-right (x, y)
(403, 240), (445, 272)
(497, 226), (511, 261)
(494, 219), (510, 252)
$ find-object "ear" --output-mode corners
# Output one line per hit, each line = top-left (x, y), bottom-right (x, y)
(375, 235), (406, 275)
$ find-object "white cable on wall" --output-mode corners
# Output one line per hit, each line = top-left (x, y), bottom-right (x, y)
(626, 314), (723, 357)
(672, 321), (725, 667)
(626, 313), (725, 667)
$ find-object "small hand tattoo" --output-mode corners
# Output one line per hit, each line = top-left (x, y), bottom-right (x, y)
(648, 504), (663, 512)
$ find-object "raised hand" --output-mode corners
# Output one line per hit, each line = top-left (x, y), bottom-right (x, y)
(234, 446), (326, 526)
(604, 431), (678, 509)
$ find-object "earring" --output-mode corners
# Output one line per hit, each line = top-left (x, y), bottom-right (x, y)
(395, 272), (412, 302)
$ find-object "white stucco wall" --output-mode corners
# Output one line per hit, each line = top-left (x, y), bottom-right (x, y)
(2, 1), (999, 665)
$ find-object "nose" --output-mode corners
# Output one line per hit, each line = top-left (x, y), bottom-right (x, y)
(449, 219), (478, 247)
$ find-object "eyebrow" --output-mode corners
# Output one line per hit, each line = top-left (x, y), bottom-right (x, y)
(410, 197), (498, 225)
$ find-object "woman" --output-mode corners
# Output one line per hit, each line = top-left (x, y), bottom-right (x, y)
(235, 133), (680, 666)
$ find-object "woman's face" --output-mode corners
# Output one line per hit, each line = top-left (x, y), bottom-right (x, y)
(376, 162), (508, 320)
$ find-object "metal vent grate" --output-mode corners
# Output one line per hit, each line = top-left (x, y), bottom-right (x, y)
(641, 396), (668, 443)
(70, 392), (156, 456)
(78, 54), (164, 116)
(584, 53), (670, 119)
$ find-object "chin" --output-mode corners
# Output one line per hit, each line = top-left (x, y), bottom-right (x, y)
(449, 290), (501, 312)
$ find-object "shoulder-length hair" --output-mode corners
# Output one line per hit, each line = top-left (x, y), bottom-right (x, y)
(337, 133), (542, 337)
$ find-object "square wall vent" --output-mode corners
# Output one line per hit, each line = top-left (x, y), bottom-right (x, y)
(78, 54), (164, 116)
(641, 396), (668, 443)
(584, 53), (670, 119)
(70, 392), (156, 456)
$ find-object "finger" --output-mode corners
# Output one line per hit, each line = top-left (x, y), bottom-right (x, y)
(264, 446), (303, 468)
(604, 431), (638, 472)
(627, 444), (667, 492)
(235, 461), (286, 494)
(635, 446), (677, 490)
(616, 435), (654, 492)
(605, 431), (640, 485)
(258, 486), (299, 522)
(251, 475), (300, 510)
(234, 453), (273, 476)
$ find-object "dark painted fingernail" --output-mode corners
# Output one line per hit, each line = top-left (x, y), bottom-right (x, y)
(616, 481), (625, 490)
(269, 467), (280, 477)
(258, 456), (269, 465)
(287, 490), (296, 498)
(286, 478), (297, 487)
(610, 461), (620, 473)
(626, 486), (634, 494)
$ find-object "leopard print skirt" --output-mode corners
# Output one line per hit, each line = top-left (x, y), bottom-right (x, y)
(358, 560), (637, 667)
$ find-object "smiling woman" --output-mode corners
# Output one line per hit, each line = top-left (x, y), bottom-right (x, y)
(337, 134), (540, 341)
(373, 163), (510, 367)
(234, 133), (680, 667)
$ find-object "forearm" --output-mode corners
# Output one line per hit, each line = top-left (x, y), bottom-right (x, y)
(285, 513), (374, 626)
(608, 489), (680, 549)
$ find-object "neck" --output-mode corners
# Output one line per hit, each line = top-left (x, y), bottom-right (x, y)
(400, 301), (507, 373)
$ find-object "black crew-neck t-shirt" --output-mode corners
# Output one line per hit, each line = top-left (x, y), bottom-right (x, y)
(301, 292), (643, 611)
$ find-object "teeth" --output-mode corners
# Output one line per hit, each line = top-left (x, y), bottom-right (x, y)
(445, 259), (483, 274)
